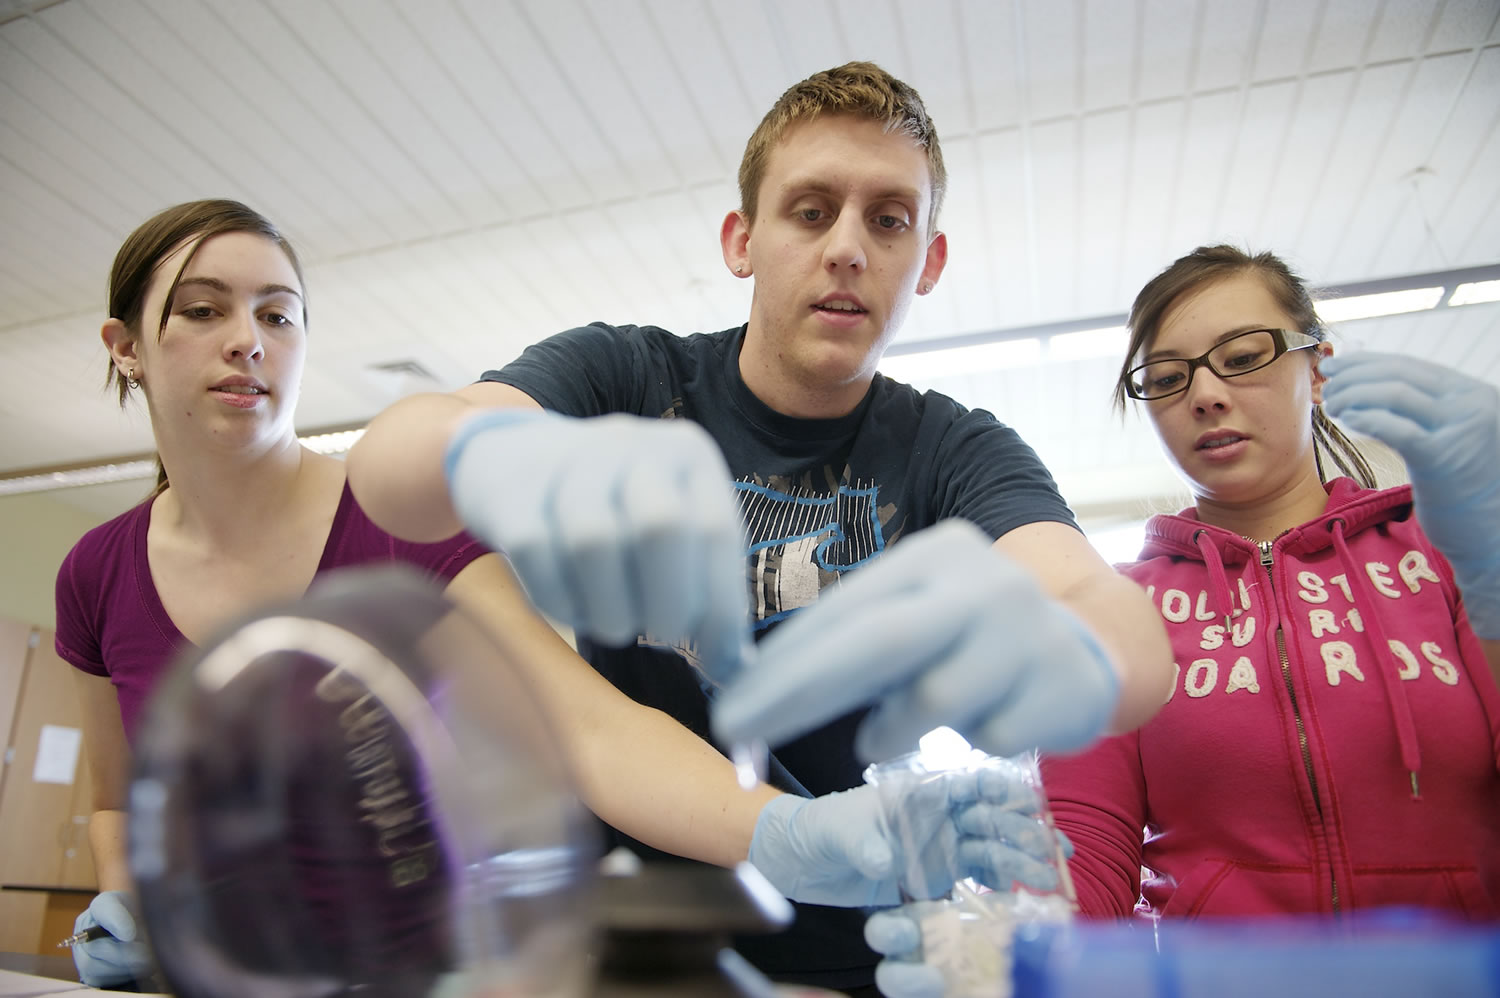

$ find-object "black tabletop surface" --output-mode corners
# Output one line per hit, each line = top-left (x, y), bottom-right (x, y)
(0, 951), (161, 991)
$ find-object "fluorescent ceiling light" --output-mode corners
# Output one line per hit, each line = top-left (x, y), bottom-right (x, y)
(0, 459), (158, 497)
(1314, 287), (1444, 323)
(881, 327), (1122, 387)
(301, 428), (365, 455)
(0, 428), (366, 497)
(880, 338), (1041, 383)
(1449, 280), (1500, 307)
(1047, 326), (1127, 361)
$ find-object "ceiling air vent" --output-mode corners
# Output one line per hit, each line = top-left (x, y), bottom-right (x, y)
(366, 358), (438, 381)
(361, 358), (443, 400)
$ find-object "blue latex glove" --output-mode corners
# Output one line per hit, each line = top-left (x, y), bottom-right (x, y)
(72, 890), (154, 988)
(1321, 352), (1500, 637)
(445, 408), (753, 682)
(867, 895), (1041, 998)
(866, 901), (955, 998)
(748, 767), (1061, 908)
(713, 519), (1119, 761)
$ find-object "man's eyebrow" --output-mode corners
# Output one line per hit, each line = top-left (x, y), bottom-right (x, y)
(175, 276), (303, 299)
(1141, 324), (1271, 363)
(779, 178), (921, 204)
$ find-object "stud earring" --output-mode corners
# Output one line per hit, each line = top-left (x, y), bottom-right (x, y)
(920, 282), (933, 294)
(735, 265), (745, 275)
(126, 368), (140, 390)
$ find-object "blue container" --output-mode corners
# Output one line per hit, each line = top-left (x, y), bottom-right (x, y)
(1012, 910), (1500, 998)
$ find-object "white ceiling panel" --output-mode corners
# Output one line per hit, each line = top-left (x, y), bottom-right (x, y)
(1308, 0), (1380, 74)
(1028, 116), (1082, 319)
(1215, 79), (1298, 245)
(710, 4), (794, 108)
(1367, 0), (1441, 63)
(0, 95), (133, 237)
(1137, 0), (1198, 105)
(1020, 0), (1081, 123)
(1457, 179), (1500, 261)
(1159, 89), (1238, 262)
(637, 4), (759, 169)
(1078, 108), (1132, 313)
(1257, 71), (1356, 242)
(1252, 0), (1321, 80)
(888, 4), (966, 122)
(1120, 99), (1185, 281)
(0, 0), (1495, 528)
(1194, 0), (1261, 93)
(930, 136), (994, 335)
(1080, 0), (1136, 112)
(961, 1), (1023, 134)
(1336, 301), (1500, 371)
(973, 128), (1033, 315)
(1433, 0), (1500, 50)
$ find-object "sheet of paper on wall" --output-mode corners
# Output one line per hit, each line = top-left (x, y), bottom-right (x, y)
(0, 966), (169, 996)
(31, 725), (82, 785)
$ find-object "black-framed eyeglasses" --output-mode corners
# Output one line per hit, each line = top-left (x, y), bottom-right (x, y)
(1125, 328), (1321, 401)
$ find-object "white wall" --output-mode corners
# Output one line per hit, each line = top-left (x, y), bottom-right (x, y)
(0, 493), (117, 629)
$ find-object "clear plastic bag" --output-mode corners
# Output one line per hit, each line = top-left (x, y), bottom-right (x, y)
(863, 730), (1075, 997)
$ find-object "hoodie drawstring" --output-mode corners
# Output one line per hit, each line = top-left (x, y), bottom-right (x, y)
(1193, 529), (1239, 631)
(1329, 518), (1423, 799)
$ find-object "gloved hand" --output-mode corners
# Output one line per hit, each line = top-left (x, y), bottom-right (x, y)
(870, 894), (1020, 996)
(866, 901), (957, 998)
(71, 890), (154, 988)
(748, 766), (1061, 908)
(868, 894), (1076, 998)
(445, 408), (752, 681)
(713, 519), (1119, 761)
(1321, 352), (1500, 637)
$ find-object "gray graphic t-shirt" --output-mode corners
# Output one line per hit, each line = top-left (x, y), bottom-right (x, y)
(482, 322), (1076, 987)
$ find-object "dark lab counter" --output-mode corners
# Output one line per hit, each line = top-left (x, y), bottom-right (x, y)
(0, 951), (162, 992)
(0, 951), (76, 979)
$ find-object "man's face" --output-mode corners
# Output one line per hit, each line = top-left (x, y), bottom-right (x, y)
(724, 115), (947, 398)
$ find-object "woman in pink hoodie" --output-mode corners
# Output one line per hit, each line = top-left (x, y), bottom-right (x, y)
(1042, 245), (1500, 919)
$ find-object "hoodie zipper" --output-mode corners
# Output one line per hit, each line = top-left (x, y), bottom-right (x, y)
(1259, 539), (1340, 914)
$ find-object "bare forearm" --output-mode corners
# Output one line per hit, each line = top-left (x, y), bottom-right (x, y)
(509, 622), (779, 864)
(346, 392), (479, 542)
(1062, 571), (1173, 733)
(446, 556), (775, 868)
(72, 672), (132, 893)
(572, 703), (780, 866)
(88, 809), (131, 893)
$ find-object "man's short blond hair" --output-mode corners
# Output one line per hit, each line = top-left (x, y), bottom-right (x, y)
(737, 61), (946, 236)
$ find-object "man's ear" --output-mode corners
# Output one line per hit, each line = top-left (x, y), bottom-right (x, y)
(102, 318), (140, 379)
(1311, 341), (1333, 404)
(721, 210), (752, 278)
(916, 231), (948, 295)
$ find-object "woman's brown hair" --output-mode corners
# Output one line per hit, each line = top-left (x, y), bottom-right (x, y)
(1113, 244), (1376, 489)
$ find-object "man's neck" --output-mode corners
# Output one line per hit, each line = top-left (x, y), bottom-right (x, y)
(736, 323), (875, 420)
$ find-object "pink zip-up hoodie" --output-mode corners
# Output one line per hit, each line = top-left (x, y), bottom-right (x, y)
(1043, 479), (1500, 918)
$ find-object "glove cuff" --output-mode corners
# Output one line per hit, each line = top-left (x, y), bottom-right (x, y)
(1056, 602), (1121, 738)
(442, 407), (556, 487)
(747, 794), (807, 895)
(749, 794), (804, 856)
